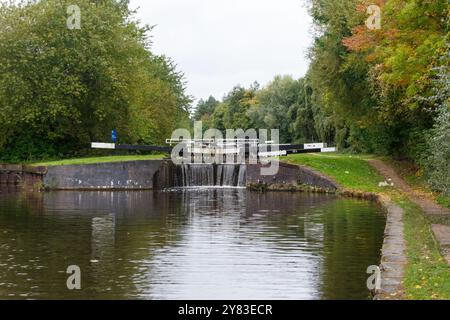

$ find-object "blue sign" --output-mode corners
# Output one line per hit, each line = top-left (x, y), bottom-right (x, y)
(111, 129), (117, 143)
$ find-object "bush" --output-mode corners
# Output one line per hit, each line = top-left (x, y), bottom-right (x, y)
(424, 105), (450, 195)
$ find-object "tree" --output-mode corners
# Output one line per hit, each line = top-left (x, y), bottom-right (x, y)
(304, 0), (448, 157)
(0, 0), (191, 161)
(210, 84), (259, 131)
(193, 96), (219, 130)
(193, 96), (219, 121)
(205, 76), (320, 144)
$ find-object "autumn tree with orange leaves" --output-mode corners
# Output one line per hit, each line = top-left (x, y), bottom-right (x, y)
(305, 0), (448, 193)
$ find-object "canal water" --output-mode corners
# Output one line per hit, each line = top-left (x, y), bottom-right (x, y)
(0, 188), (385, 300)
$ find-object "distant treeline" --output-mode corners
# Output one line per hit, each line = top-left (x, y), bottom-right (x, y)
(0, 0), (191, 162)
(193, 77), (319, 144)
(194, 0), (449, 195)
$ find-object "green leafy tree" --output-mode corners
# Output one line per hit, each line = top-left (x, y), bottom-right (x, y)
(193, 96), (219, 130)
(205, 76), (320, 144)
(305, 0), (447, 159)
(0, 0), (190, 161)
(210, 84), (259, 131)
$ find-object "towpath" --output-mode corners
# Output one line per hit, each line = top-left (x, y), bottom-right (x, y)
(369, 159), (450, 265)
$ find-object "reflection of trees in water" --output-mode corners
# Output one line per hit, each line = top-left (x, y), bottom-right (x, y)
(0, 191), (188, 299)
(241, 192), (385, 300)
(141, 190), (334, 299)
(243, 192), (337, 245)
(41, 191), (188, 299)
(0, 189), (386, 299)
(318, 200), (386, 300)
(0, 189), (44, 216)
(175, 190), (385, 299)
(0, 191), (44, 297)
(176, 190), (336, 254)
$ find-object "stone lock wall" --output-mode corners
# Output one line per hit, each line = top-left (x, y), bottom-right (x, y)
(0, 165), (46, 188)
(0, 160), (341, 192)
(246, 162), (339, 192)
(43, 160), (164, 190)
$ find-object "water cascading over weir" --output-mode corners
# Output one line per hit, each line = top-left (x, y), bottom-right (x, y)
(154, 162), (247, 189)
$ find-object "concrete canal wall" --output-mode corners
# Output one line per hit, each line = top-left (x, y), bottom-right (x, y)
(0, 160), (340, 191)
(43, 160), (164, 190)
(246, 162), (339, 192)
(373, 199), (406, 300)
(1, 160), (340, 191)
(0, 164), (46, 189)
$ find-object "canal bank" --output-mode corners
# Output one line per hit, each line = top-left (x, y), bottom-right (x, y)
(0, 164), (46, 189)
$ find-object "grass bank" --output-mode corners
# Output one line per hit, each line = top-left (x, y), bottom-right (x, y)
(284, 153), (450, 300)
(31, 154), (165, 167)
(284, 153), (386, 193)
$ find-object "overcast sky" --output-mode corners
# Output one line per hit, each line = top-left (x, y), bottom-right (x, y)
(129, 0), (313, 104)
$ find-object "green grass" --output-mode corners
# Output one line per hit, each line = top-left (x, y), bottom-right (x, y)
(397, 196), (450, 300)
(31, 154), (165, 167)
(436, 195), (450, 209)
(284, 153), (386, 193)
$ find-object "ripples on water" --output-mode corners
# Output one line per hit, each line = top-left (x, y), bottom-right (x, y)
(0, 188), (385, 300)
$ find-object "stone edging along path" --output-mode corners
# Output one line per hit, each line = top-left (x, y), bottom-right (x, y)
(373, 198), (407, 300)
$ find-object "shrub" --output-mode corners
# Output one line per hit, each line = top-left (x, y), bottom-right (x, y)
(424, 105), (450, 195)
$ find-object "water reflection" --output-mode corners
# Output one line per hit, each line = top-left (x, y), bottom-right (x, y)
(0, 189), (385, 300)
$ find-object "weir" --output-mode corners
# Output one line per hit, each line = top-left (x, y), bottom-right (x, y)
(158, 163), (247, 188)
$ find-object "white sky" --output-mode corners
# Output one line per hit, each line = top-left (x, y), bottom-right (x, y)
(129, 0), (313, 104)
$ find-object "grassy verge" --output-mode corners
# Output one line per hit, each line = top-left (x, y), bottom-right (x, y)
(284, 153), (386, 193)
(396, 196), (450, 300)
(31, 154), (165, 167)
(436, 195), (450, 209)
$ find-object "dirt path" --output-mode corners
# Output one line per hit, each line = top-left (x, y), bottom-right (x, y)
(369, 159), (450, 265)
